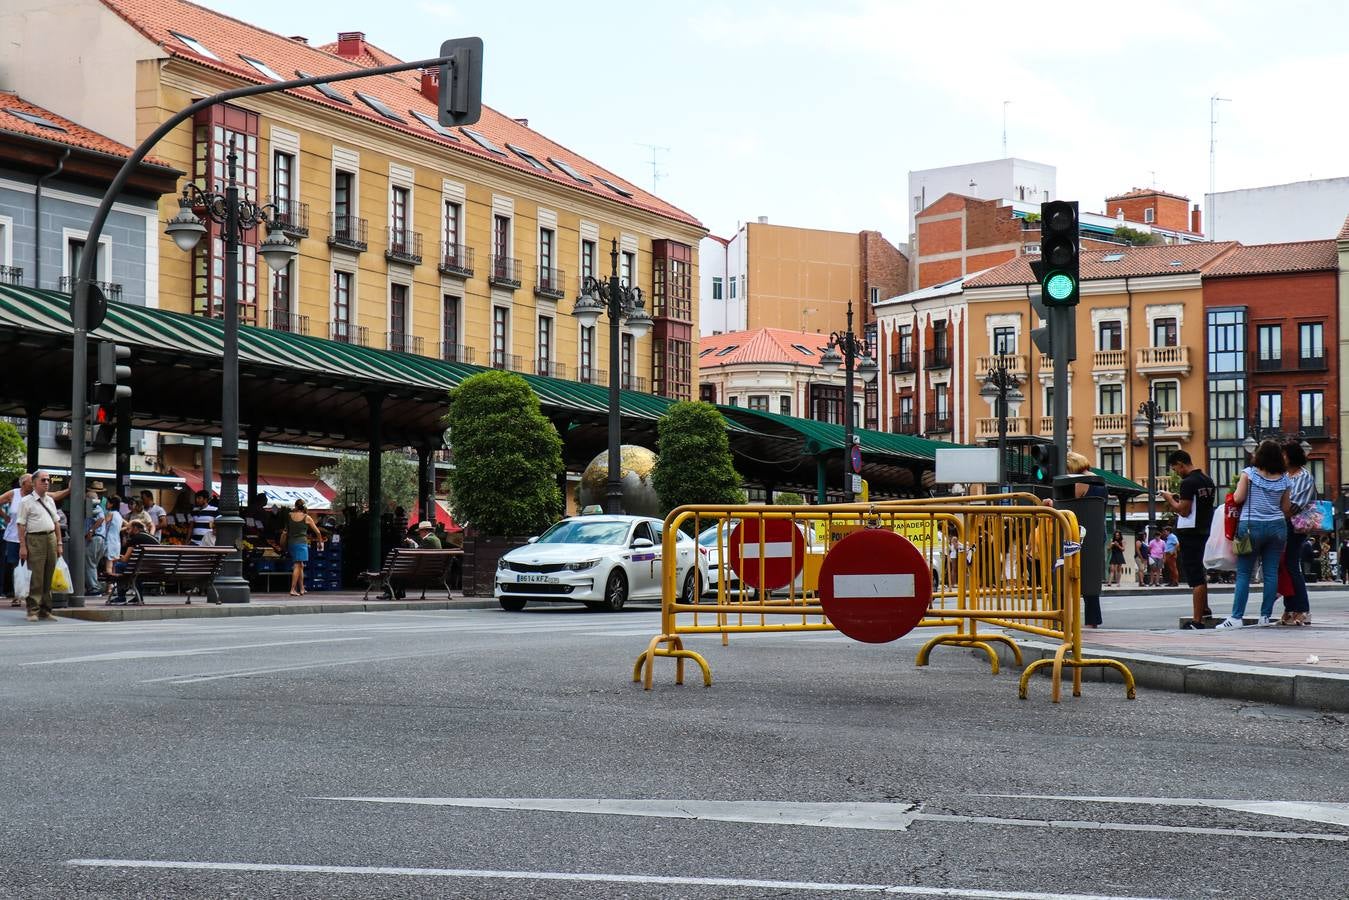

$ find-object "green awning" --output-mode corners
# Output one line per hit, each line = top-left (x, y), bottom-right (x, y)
(718, 406), (963, 462)
(1095, 467), (1146, 495)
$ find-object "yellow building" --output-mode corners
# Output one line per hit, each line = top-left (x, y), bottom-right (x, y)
(962, 243), (1238, 497)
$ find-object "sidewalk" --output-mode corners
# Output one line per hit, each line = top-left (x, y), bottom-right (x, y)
(33, 592), (498, 621)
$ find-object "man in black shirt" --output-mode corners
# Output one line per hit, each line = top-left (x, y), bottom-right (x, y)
(109, 519), (159, 605)
(1161, 450), (1216, 629)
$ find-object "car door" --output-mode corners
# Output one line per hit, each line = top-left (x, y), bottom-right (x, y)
(628, 520), (659, 598)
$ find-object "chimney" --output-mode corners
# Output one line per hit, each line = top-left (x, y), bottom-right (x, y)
(756, 215), (768, 224)
(1191, 203), (1202, 235)
(513, 117), (529, 127)
(419, 68), (439, 103)
(288, 35), (308, 45)
(335, 31), (366, 59)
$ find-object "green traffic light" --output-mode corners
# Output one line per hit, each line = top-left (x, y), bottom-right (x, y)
(1045, 272), (1075, 301)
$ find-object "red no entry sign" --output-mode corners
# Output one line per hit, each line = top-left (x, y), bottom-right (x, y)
(818, 528), (932, 643)
(729, 517), (806, 591)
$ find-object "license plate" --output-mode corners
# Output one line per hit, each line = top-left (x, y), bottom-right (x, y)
(518, 574), (559, 584)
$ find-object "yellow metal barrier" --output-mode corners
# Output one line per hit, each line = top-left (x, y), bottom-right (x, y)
(632, 495), (1136, 703)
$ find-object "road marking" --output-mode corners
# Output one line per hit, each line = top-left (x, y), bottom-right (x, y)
(64, 859), (1172, 899)
(319, 797), (1349, 842)
(22, 637), (369, 665)
(979, 795), (1349, 828)
(833, 574), (915, 598)
(139, 650), (453, 684)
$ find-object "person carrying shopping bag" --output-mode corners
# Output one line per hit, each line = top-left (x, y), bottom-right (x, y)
(1216, 440), (1292, 630)
(15, 471), (64, 622)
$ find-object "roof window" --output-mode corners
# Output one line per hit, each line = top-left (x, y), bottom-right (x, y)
(715, 345), (739, 356)
(548, 157), (591, 185)
(595, 176), (633, 198)
(506, 143), (550, 172)
(462, 128), (506, 155)
(1168, 260), (1183, 267)
(355, 91), (405, 123)
(410, 110), (459, 140)
(790, 344), (814, 355)
(169, 31), (220, 60)
(4, 108), (66, 132)
(1100, 253), (1125, 262)
(239, 55), (283, 82)
(699, 347), (717, 357)
(296, 71), (352, 105)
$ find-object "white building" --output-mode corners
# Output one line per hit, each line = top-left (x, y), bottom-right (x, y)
(1205, 176), (1349, 243)
(698, 232), (747, 336)
(907, 158), (1056, 236)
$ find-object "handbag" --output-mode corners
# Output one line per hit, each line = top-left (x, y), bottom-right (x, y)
(1233, 485), (1254, 555)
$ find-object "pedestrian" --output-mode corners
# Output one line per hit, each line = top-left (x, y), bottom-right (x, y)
(1108, 530), (1126, 586)
(284, 499), (323, 597)
(84, 489), (108, 596)
(127, 497), (155, 537)
(108, 519), (159, 605)
(1147, 530), (1165, 586)
(1339, 535), (1349, 585)
(1217, 439), (1292, 630)
(1134, 528), (1149, 586)
(140, 489), (167, 537)
(15, 470), (63, 622)
(1159, 449), (1216, 629)
(167, 488), (195, 544)
(416, 520), (441, 549)
(102, 495), (124, 581)
(189, 490), (216, 545)
(1319, 536), (1333, 582)
(1280, 441), (1316, 627)
(1, 475), (33, 606)
(1162, 525), (1180, 586)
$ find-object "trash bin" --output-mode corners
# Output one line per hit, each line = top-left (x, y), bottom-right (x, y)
(1052, 474), (1106, 597)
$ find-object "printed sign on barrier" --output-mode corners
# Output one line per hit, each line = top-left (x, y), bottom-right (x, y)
(817, 528), (932, 643)
(729, 518), (806, 591)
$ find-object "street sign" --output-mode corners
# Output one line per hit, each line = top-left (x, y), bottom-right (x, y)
(818, 528), (932, 643)
(850, 445), (863, 473)
(729, 517), (806, 591)
(850, 473), (863, 494)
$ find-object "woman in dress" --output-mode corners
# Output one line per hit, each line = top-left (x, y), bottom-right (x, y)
(285, 499), (323, 597)
(1108, 530), (1126, 586)
(1280, 440), (1315, 626)
(1217, 439), (1292, 630)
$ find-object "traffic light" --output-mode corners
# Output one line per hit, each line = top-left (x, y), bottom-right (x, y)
(1029, 200), (1080, 307)
(91, 342), (130, 451)
(1029, 289), (1053, 356)
(1029, 443), (1058, 486)
(89, 402), (115, 450)
(437, 37), (483, 127)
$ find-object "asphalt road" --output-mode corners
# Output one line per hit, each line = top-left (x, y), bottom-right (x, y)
(0, 605), (1344, 899)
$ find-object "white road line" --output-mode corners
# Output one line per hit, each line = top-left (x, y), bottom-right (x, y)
(22, 637), (369, 665)
(914, 813), (1347, 842)
(64, 859), (1173, 899)
(978, 795), (1349, 828)
(140, 650), (453, 684)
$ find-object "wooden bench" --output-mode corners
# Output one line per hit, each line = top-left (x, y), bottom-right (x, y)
(112, 545), (235, 605)
(361, 547), (462, 601)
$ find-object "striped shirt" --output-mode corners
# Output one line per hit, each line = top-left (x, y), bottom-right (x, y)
(1287, 468), (1316, 515)
(1242, 467), (1290, 522)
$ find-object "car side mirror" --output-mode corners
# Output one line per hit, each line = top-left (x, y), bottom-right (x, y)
(631, 537), (654, 549)
(526, 536), (538, 544)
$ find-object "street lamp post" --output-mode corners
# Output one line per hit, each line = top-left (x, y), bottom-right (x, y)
(164, 144), (298, 603)
(978, 355), (1024, 489)
(819, 299), (878, 502)
(571, 238), (652, 514)
(1132, 397), (1166, 535)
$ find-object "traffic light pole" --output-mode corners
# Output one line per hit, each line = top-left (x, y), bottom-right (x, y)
(1050, 305), (1071, 476)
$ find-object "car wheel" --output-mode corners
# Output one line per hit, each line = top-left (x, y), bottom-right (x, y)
(602, 569), (628, 612)
(498, 597), (527, 612)
(680, 568), (699, 604)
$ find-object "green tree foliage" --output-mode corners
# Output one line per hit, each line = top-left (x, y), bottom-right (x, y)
(774, 491), (805, 506)
(443, 370), (563, 536)
(652, 401), (746, 515)
(316, 451), (419, 513)
(1113, 225), (1159, 246)
(0, 422), (25, 488)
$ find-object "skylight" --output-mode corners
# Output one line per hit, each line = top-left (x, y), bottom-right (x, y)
(239, 55), (283, 81)
(410, 110), (459, 140)
(790, 344), (814, 355)
(1100, 253), (1125, 262)
(715, 345), (739, 356)
(548, 157), (591, 185)
(169, 31), (220, 60)
(462, 128), (506, 155)
(699, 347), (716, 357)
(355, 91), (405, 123)
(506, 143), (550, 172)
(4, 108), (66, 132)
(296, 71), (352, 104)
(595, 176), (633, 198)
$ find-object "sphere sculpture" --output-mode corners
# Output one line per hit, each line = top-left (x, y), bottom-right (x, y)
(578, 445), (661, 518)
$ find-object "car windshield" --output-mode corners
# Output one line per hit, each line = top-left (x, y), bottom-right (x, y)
(536, 520), (630, 546)
(698, 522), (735, 547)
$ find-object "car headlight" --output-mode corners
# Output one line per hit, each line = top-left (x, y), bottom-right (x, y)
(497, 558), (511, 571)
(566, 558), (600, 571)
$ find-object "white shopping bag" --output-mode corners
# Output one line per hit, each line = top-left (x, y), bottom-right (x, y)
(12, 562), (30, 599)
(1202, 510), (1236, 571)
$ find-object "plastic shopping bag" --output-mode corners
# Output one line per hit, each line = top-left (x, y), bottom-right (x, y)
(1203, 509), (1237, 571)
(1223, 494), (1241, 541)
(51, 556), (72, 594)
(12, 562), (30, 599)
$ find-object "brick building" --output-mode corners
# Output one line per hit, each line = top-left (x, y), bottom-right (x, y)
(872, 276), (970, 443)
(1105, 188), (1201, 233)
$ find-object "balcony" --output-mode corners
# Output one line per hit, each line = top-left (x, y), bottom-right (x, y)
(491, 352), (524, 372)
(439, 342), (475, 364)
(924, 346), (952, 369)
(1093, 349), (1128, 371)
(385, 228), (423, 266)
(975, 354), (1028, 378)
(1093, 413), (1128, 434)
(1039, 416), (1073, 437)
(1136, 345), (1191, 375)
(924, 411), (953, 434)
(889, 352), (916, 375)
(621, 374), (648, 392)
(1157, 410), (1192, 439)
(489, 256), (522, 289)
(1299, 349), (1327, 371)
(1300, 423), (1328, 439)
(535, 359), (567, 379)
(328, 214), (368, 253)
(579, 367), (607, 386)
(535, 266), (567, 300)
(329, 321), (369, 346)
(266, 310), (309, 335)
(387, 331), (424, 355)
(438, 243), (474, 278)
(0, 265), (22, 286)
(58, 277), (122, 300)
(1254, 354), (1283, 372)
(976, 417), (1030, 439)
(272, 200), (309, 239)
(891, 412), (918, 435)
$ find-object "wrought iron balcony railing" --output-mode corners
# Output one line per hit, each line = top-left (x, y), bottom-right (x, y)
(327, 214), (368, 252)
(438, 243), (474, 278)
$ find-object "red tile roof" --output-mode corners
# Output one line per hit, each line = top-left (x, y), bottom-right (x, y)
(700, 328), (835, 368)
(963, 242), (1240, 288)
(1203, 240), (1338, 277)
(315, 36), (403, 70)
(1104, 187), (1190, 203)
(0, 92), (177, 169)
(1339, 214), (1349, 242)
(97, 0), (702, 229)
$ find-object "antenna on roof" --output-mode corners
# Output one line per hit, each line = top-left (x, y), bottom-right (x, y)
(1002, 99), (1011, 157)
(636, 142), (669, 192)
(1209, 94), (1231, 237)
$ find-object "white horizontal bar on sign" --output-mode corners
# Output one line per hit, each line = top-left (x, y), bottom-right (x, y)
(832, 574), (914, 599)
(743, 542), (795, 559)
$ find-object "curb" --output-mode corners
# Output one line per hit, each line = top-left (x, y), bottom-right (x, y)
(54, 598), (500, 622)
(1103, 584), (1346, 598)
(998, 639), (1349, 713)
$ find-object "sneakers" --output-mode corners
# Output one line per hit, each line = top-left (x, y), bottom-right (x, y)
(24, 613), (37, 622)
(1181, 620), (1207, 630)
(1214, 617), (1244, 630)
(37, 615), (60, 622)
(1257, 616), (1273, 626)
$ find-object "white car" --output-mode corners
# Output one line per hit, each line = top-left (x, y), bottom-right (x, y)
(495, 515), (705, 612)
(698, 518), (821, 598)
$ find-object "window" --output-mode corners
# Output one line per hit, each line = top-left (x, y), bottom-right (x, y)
(1208, 309), (1247, 374)
(581, 239), (596, 283)
(169, 30), (220, 60)
(463, 128), (505, 155)
(493, 215), (510, 261)
(539, 228), (555, 281)
(67, 238), (104, 283)
(1155, 444), (1179, 481)
(1099, 447), (1124, 475)
(700, 383), (717, 403)
(332, 270), (352, 339)
(353, 92), (403, 122)
(1152, 317), (1178, 347)
(596, 176), (633, 198)
(898, 326), (913, 366)
(712, 277), (723, 300)
(934, 384), (950, 418)
(271, 260), (293, 327)
(443, 200), (461, 257)
(334, 170), (355, 228)
(1310, 459), (1326, 496)
(1144, 208), (1155, 223)
(1256, 324), (1282, 365)
(728, 396), (739, 407)
(506, 144), (550, 172)
(192, 105), (259, 321)
(410, 110), (458, 139)
(493, 307), (509, 368)
(1098, 321), (1122, 351)
(1098, 383), (1123, 414)
(992, 326), (1016, 356)
(748, 395), (769, 411)
(239, 55), (283, 81)
(1257, 393), (1281, 430)
(1152, 381), (1179, 411)
(933, 320), (948, 353)
(729, 276), (737, 299)
(1210, 445), (1246, 498)
(389, 283), (408, 349)
(864, 384), (878, 431)
(273, 151), (295, 217)
(869, 286), (880, 305)
(780, 396), (791, 416)
(899, 395), (914, 427)
(537, 315), (553, 375)
(790, 344), (814, 356)
(548, 157), (591, 184)
(442, 294), (460, 358)
(1300, 391), (1325, 432)
(5, 108), (66, 131)
(296, 70), (352, 105)
(621, 334), (634, 388)
(1208, 377), (1245, 441)
(390, 185), (410, 245)
(1299, 322), (1324, 362)
(621, 250), (635, 288)
(810, 384), (844, 424)
(580, 325), (595, 382)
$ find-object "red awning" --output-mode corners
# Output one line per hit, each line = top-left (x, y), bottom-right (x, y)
(170, 468), (336, 510)
(435, 500), (463, 532)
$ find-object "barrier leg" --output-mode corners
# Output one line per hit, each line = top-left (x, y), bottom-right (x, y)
(916, 633), (1000, 675)
(631, 633), (712, 690)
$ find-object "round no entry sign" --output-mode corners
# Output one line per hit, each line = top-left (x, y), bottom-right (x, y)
(729, 517), (806, 591)
(818, 528), (932, 643)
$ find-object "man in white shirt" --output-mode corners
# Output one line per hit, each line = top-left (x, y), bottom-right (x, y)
(2, 474), (71, 607)
(141, 490), (168, 537)
(16, 470), (64, 622)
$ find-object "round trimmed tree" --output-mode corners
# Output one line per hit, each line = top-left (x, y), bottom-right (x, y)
(651, 401), (745, 515)
(444, 371), (563, 536)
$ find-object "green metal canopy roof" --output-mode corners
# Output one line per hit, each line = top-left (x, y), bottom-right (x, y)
(718, 406), (962, 461)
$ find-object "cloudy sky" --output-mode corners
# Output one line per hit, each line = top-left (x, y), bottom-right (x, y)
(202, 0), (1349, 244)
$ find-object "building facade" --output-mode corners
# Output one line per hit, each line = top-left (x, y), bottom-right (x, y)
(872, 277), (970, 443)
(907, 157), (1056, 236)
(1207, 177), (1349, 244)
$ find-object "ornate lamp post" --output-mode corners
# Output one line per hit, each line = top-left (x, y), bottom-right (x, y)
(819, 299), (878, 502)
(978, 355), (1025, 489)
(1132, 397), (1166, 535)
(571, 238), (652, 514)
(164, 143), (298, 602)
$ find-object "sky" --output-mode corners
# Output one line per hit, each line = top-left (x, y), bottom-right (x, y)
(201, 0), (1349, 244)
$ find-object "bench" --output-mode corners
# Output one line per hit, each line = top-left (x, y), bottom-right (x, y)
(360, 547), (462, 601)
(113, 545), (235, 605)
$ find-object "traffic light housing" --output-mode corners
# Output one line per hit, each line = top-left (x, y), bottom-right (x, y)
(437, 37), (483, 127)
(1029, 443), (1058, 486)
(89, 402), (115, 450)
(1028, 200), (1079, 307)
(94, 342), (131, 404)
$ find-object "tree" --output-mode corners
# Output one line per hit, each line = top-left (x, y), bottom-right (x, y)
(316, 452), (418, 513)
(444, 370), (563, 536)
(1113, 225), (1159, 246)
(774, 491), (805, 506)
(652, 401), (746, 516)
(0, 422), (25, 488)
